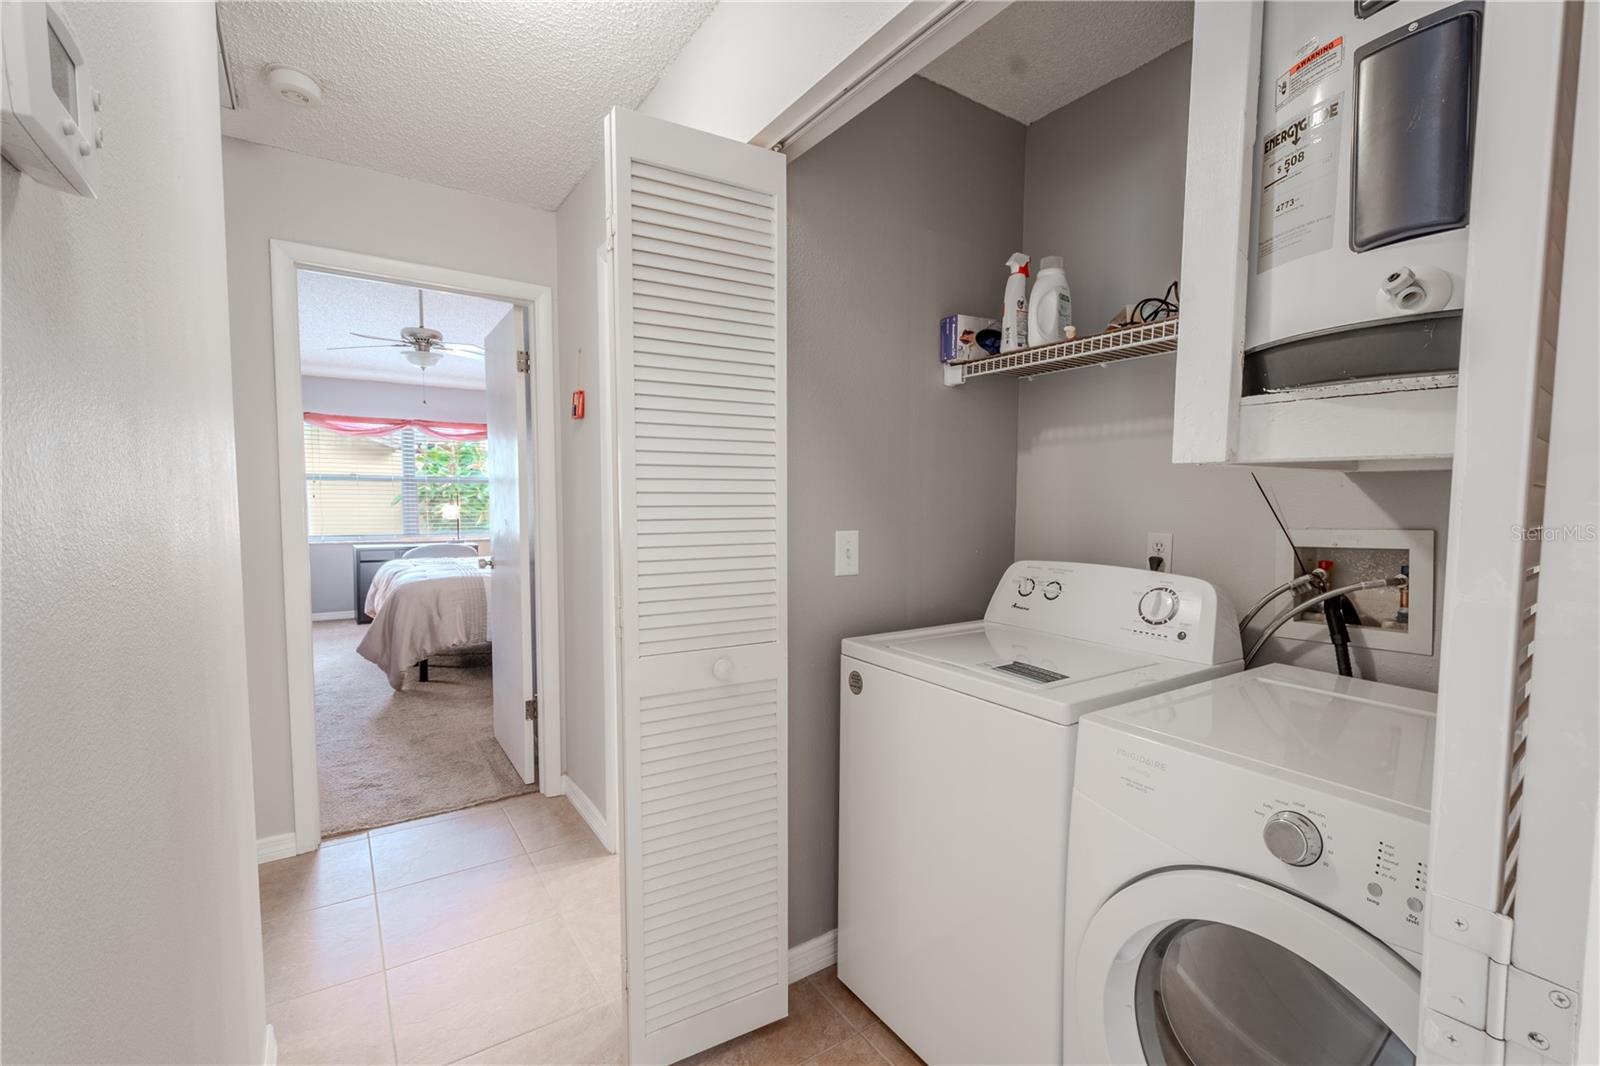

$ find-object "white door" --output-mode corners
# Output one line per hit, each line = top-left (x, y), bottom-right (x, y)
(484, 306), (536, 784)
(605, 106), (788, 1065)
(1075, 869), (1421, 1066)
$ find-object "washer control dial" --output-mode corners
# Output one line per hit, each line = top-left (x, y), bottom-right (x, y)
(1138, 587), (1180, 625)
(1016, 577), (1036, 597)
(1042, 580), (1062, 601)
(1263, 810), (1323, 867)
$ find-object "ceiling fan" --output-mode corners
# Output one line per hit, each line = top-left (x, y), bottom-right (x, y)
(328, 289), (484, 369)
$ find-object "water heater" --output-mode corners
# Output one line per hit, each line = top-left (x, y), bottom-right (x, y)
(1243, 1), (1483, 395)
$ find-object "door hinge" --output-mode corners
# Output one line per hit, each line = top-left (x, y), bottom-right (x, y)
(525, 695), (537, 721)
(1505, 966), (1582, 1063)
(1422, 895), (1585, 1064)
(516, 350), (530, 373)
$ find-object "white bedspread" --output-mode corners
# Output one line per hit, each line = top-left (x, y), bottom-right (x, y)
(357, 557), (491, 689)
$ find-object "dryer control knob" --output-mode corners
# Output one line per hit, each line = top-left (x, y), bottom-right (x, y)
(1017, 577), (1036, 596)
(1263, 810), (1323, 867)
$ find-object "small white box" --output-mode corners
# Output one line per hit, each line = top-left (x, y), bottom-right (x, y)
(940, 315), (1000, 364)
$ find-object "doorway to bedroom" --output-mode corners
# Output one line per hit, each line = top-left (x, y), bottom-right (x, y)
(299, 269), (524, 836)
(268, 243), (563, 847)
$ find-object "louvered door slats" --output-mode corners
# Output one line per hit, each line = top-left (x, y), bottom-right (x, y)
(613, 110), (786, 1062)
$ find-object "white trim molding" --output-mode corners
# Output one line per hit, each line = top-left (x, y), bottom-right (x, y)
(788, 929), (838, 983)
(563, 774), (613, 854)
(310, 610), (355, 622)
(757, 1), (1011, 159)
(256, 833), (297, 865)
(267, 240), (562, 854)
(261, 1024), (278, 1066)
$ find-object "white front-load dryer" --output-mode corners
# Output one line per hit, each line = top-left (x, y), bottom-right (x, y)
(838, 562), (1242, 1065)
(1063, 664), (1437, 1065)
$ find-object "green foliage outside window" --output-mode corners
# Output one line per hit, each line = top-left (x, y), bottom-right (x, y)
(403, 439), (489, 535)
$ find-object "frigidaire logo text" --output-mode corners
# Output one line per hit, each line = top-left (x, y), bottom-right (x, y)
(1117, 748), (1166, 771)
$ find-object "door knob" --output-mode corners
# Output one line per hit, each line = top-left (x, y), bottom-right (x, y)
(712, 658), (735, 681)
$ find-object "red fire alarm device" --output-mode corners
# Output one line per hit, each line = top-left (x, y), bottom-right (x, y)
(571, 390), (585, 420)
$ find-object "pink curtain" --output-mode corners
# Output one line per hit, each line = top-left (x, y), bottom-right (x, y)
(303, 411), (487, 442)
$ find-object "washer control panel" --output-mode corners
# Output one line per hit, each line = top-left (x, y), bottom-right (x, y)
(988, 561), (1241, 666)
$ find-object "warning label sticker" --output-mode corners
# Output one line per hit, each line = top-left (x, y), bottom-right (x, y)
(1257, 94), (1343, 274)
(1274, 36), (1344, 111)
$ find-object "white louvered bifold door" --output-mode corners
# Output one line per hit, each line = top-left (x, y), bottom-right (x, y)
(605, 107), (788, 1066)
(1419, 6), (1588, 1065)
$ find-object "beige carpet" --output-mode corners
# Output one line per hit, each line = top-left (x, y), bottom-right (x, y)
(313, 620), (535, 836)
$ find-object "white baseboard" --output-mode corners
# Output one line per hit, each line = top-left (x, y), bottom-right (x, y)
(262, 1023), (278, 1066)
(311, 610), (355, 621)
(257, 833), (297, 864)
(788, 929), (837, 982)
(563, 774), (614, 854)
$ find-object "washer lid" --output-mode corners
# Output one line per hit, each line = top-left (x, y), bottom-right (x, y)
(842, 621), (1236, 727)
(889, 627), (1155, 689)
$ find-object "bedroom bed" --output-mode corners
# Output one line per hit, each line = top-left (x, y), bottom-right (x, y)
(356, 555), (491, 689)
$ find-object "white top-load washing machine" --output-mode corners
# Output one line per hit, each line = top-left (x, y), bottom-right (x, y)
(838, 561), (1242, 1065)
(1063, 664), (1437, 1066)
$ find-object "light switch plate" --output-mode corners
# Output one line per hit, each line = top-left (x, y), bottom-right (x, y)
(834, 530), (859, 576)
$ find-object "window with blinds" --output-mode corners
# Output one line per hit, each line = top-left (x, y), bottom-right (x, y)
(303, 423), (489, 540)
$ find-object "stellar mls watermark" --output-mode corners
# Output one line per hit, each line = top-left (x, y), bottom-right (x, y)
(1512, 523), (1598, 542)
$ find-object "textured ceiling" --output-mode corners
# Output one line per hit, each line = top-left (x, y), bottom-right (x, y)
(298, 270), (512, 391)
(922, 1), (1193, 125)
(219, 1), (715, 209)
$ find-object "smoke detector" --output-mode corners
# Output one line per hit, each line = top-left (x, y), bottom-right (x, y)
(264, 65), (321, 107)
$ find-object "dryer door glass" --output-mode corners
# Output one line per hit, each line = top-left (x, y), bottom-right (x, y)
(1134, 920), (1413, 1066)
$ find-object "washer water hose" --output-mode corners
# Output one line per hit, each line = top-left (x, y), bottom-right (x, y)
(1238, 570), (1327, 633)
(1244, 577), (1408, 667)
(1324, 595), (1355, 677)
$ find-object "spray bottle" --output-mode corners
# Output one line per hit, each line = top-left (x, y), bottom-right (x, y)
(1001, 253), (1030, 353)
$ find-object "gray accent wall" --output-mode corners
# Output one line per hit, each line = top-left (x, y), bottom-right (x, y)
(301, 375), (488, 423)
(1016, 43), (1451, 690)
(2, 4), (265, 1059)
(786, 77), (1025, 944)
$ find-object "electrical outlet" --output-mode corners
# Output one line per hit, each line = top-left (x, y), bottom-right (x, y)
(1147, 532), (1173, 573)
(834, 530), (859, 576)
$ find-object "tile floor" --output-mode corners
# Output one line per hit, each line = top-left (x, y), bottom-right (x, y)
(261, 794), (924, 1066)
(681, 967), (926, 1066)
(260, 794), (623, 1065)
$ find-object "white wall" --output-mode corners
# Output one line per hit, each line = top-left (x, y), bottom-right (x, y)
(223, 139), (557, 839)
(1, 4), (265, 1062)
(554, 164), (610, 818)
(640, 1), (909, 141)
(1016, 45), (1451, 691)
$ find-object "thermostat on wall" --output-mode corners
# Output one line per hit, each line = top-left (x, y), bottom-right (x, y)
(2, 2), (100, 197)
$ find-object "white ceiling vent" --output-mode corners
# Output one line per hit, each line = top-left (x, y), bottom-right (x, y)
(265, 64), (321, 107)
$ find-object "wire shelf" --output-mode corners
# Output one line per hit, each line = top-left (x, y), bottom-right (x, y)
(943, 318), (1179, 385)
